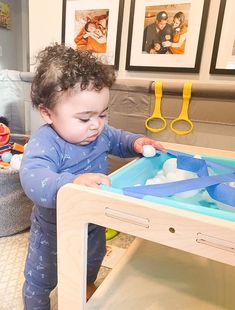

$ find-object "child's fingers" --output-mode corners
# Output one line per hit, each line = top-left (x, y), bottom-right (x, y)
(73, 173), (111, 188)
(149, 140), (167, 152)
(95, 174), (111, 187)
(143, 139), (166, 152)
(134, 137), (166, 153)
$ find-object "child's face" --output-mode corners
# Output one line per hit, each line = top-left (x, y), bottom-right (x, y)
(87, 23), (96, 33)
(154, 42), (161, 51)
(40, 87), (109, 145)
(165, 34), (171, 41)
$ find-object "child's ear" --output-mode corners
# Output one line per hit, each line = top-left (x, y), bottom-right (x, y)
(38, 104), (53, 124)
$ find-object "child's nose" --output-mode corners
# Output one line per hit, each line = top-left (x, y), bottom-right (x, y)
(90, 118), (100, 129)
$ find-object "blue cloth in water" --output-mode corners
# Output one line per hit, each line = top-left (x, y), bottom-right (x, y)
(123, 150), (235, 207)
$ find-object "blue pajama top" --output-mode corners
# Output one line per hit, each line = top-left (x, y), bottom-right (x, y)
(20, 124), (141, 231)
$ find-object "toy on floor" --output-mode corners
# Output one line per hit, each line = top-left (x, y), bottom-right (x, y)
(0, 116), (25, 169)
(106, 228), (119, 240)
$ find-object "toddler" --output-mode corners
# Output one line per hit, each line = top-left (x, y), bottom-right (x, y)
(20, 43), (165, 309)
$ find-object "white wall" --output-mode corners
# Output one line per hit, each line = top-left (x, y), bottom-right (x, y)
(29, 0), (63, 70)
(0, 0), (28, 71)
(29, 0), (235, 84)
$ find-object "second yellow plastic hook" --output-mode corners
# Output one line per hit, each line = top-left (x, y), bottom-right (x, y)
(145, 80), (167, 133)
(170, 81), (194, 135)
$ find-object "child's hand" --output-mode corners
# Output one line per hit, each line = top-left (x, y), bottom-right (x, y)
(133, 137), (166, 155)
(73, 173), (111, 189)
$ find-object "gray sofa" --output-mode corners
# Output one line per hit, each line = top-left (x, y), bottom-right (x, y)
(0, 69), (234, 235)
(0, 70), (32, 236)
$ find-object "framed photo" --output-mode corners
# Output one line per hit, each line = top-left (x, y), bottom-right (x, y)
(210, 0), (235, 74)
(62, 0), (124, 69)
(126, 0), (210, 73)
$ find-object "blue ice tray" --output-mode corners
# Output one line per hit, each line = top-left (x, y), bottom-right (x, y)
(102, 152), (235, 222)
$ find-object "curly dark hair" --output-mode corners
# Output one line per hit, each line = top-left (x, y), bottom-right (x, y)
(31, 43), (116, 109)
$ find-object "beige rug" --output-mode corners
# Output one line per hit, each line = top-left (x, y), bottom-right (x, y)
(0, 230), (28, 310)
(0, 230), (134, 309)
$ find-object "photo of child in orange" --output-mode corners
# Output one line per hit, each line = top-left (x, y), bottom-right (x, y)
(74, 11), (108, 53)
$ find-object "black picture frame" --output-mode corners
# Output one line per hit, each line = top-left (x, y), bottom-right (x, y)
(210, 0), (235, 75)
(126, 0), (210, 73)
(61, 0), (124, 69)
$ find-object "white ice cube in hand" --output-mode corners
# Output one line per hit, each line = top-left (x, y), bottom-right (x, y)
(142, 145), (157, 157)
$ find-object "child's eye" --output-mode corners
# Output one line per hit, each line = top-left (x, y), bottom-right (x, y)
(100, 114), (107, 119)
(79, 118), (90, 123)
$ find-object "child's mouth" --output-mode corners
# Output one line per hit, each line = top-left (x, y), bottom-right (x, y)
(87, 134), (98, 141)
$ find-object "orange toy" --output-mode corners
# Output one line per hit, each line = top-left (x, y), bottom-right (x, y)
(0, 117), (25, 168)
(0, 117), (10, 147)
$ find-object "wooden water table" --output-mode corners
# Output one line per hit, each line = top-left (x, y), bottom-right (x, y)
(57, 142), (235, 309)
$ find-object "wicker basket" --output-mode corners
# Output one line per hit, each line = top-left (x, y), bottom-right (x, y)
(0, 168), (33, 237)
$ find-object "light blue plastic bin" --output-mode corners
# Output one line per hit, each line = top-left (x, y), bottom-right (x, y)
(102, 152), (235, 222)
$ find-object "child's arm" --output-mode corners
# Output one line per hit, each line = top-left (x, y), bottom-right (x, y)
(105, 125), (165, 157)
(20, 133), (76, 209)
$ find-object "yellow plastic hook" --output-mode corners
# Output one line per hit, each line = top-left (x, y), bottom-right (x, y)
(170, 81), (193, 135)
(145, 80), (167, 133)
